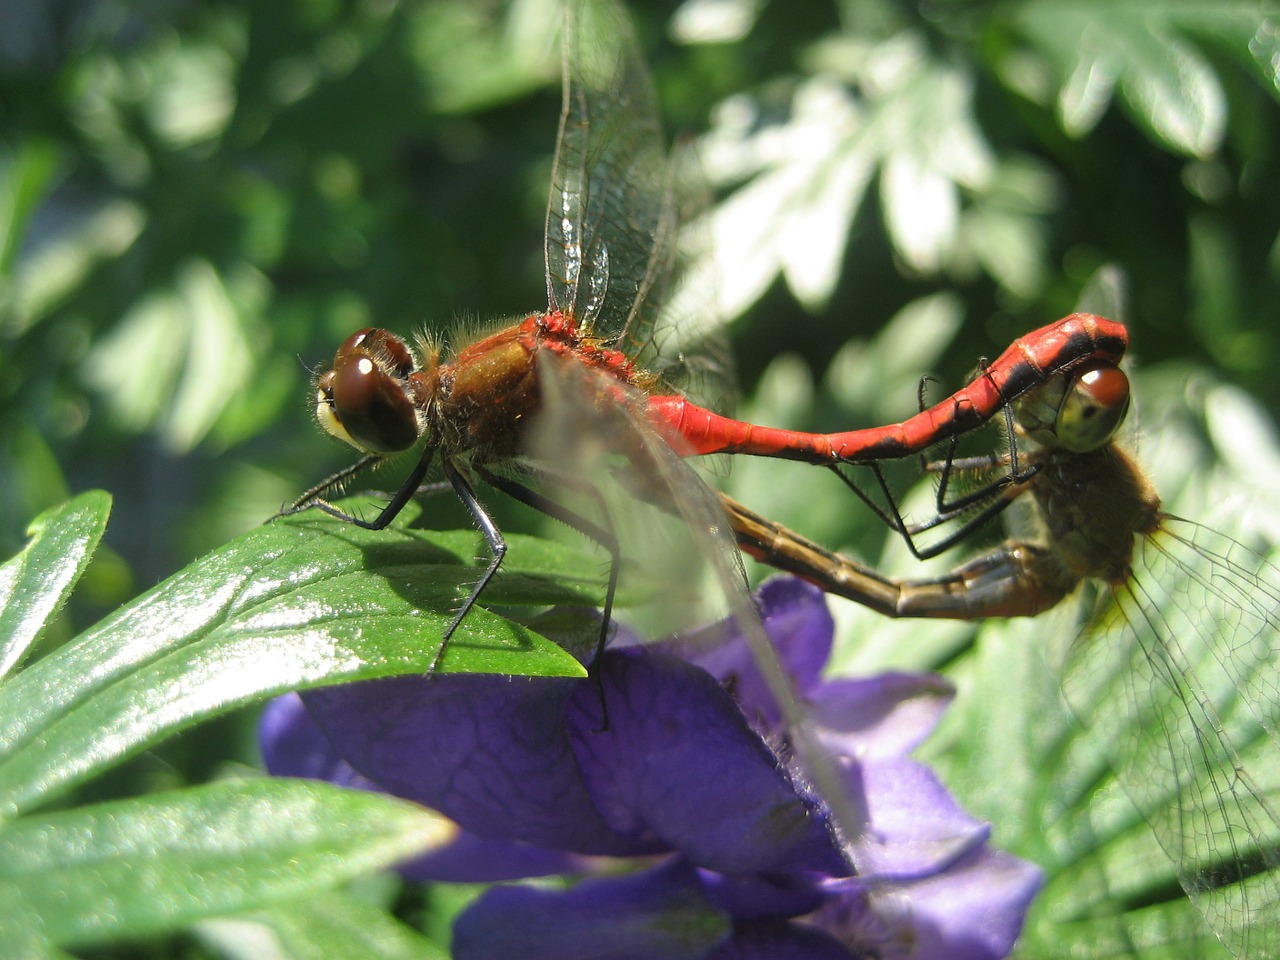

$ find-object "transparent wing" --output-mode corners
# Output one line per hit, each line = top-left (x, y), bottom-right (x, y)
(1056, 519), (1280, 958)
(547, 1), (735, 432)
(641, 144), (739, 425)
(538, 0), (870, 879)
(526, 348), (871, 844)
(545, 0), (669, 344)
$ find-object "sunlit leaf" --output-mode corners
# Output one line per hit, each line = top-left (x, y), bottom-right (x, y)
(199, 892), (450, 960)
(143, 36), (238, 148)
(0, 140), (59, 280)
(5, 199), (145, 336)
(0, 502), (596, 816)
(697, 31), (1006, 315)
(167, 260), (265, 452)
(1006, 1), (1273, 156)
(406, 0), (559, 113)
(0, 491), (110, 678)
(82, 259), (268, 452)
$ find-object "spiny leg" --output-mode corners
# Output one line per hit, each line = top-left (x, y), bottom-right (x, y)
(476, 464), (621, 730)
(831, 372), (1041, 559)
(433, 458), (507, 672)
(280, 447), (439, 530)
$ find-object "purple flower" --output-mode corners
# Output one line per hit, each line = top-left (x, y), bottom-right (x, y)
(261, 576), (1040, 959)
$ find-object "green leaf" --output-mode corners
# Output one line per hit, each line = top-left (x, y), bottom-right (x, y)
(0, 884), (63, 960)
(6, 198), (145, 336)
(199, 892), (449, 960)
(407, 0), (559, 114)
(1007, 0), (1274, 157)
(0, 491), (111, 678)
(0, 140), (59, 279)
(0, 778), (453, 949)
(0, 503), (597, 816)
(81, 259), (269, 453)
(697, 31), (1005, 315)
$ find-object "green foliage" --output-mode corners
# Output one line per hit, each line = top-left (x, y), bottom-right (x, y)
(0, 779), (453, 950)
(0, 491), (108, 677)
(1, 0), (1278, 955)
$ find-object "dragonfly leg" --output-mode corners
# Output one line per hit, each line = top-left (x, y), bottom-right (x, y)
(830, 375), (1042, 559)
(902, 484), (1022, 558)
(901, 378), (1023, 539)
(912, 374), (941, 478)
(909, 425), (1041, 557)
(828, 462), (929, 551)
(276, 448), (439, 530)
(905, 401), (1042, 555)
(918, 373), (1038, 509)
(828, 456), (1024, 562)
(475, 464), (621, 730)
(435, 458), (508, 672)
(476, 466), (620, 665)
(272, 453), (382, 522)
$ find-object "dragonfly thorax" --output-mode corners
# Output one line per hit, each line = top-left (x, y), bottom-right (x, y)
(433, 320), (546, 459)
(1033, 444), (1161, 586)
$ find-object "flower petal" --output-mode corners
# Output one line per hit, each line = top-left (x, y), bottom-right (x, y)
(695, 869), (825, 920)
(809, 673), (954, 758)
(397, 830), (584, 883)
(259, 692), (375, 790)
(453, 861), (730, 960)
(301, 673), (652, 855)
(856, 757), (989, 880)
(262, 691), (587, 880)
(676, 577), (835, 728)
(705, 918), (856, 960)
(887, 846), (1042, 960)
(569, 649), (845, 877)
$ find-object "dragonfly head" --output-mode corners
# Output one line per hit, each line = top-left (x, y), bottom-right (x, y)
(314, 328), (432, 455)
(1015, 361), (1131, 453)
(1053, 362), (1131, 453)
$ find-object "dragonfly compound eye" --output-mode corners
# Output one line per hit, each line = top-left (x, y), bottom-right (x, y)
(322, 329), (425, 455)
(1055, 363), (1131, 453)
(336, 328), (418, 379)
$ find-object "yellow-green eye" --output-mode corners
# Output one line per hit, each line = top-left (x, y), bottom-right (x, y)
(1055, 363), (1130, 452)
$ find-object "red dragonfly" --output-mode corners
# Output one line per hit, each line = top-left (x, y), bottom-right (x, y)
(288, 0), (1280, 945)
(288, 0), (1125, 670)
(723, 345), (1280, 957)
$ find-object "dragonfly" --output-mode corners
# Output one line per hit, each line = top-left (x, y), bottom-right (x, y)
(723, 344), (1280, 957)
(287, 0), (1279, 945)
(287, 0), (1126, 672)
(285, 0), (1038, 863)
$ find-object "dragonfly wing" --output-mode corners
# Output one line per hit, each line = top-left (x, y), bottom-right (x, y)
(548, 2), (737, 433)
(641, 145), (739, 446)
(544, 0), (669, 343)
(1056, 523), (1280, 958)
(1153, 518), (1280, 757)
(538, 0), (869, 887)
(527, 349), (874, 848)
